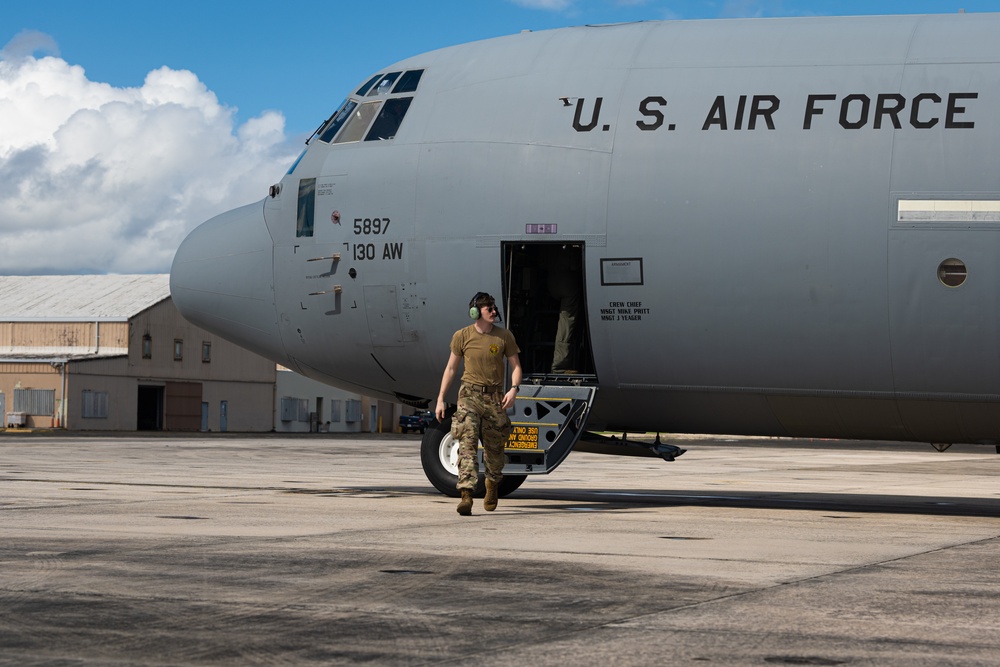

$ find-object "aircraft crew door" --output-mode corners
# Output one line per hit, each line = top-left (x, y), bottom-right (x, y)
(888, 203), (1000, 441)
(495, 242), (598, 476)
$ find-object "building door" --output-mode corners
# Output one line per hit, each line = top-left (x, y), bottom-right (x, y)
(137, 386), (164, 431)
(220, 401), (228, 432)
(201, 402), (209, 432)
(164, 382), (202, 431)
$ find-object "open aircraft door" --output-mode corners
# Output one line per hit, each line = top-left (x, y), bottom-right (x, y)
(498, 242), (599, 474)
(499, 383), (597, 475)
(501, 239), (599, 471)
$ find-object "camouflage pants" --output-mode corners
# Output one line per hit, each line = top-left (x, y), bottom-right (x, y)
(452, 384), (512, 491)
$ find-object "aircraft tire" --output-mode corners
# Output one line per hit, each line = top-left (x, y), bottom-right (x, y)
(420, 416), (527, 499)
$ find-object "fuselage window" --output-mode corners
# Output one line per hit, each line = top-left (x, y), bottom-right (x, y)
(296, 178), (316, 237)
(333, 101), (383, 144)
(318, 100), (358, 143)
(938, 258), (967, 288)
(355, 74), (382, 97)
(368, 72), (401, 96)
(365, 97), (413, 141)
(392, 70), (423, 93)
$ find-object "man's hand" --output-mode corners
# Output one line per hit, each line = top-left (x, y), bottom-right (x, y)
(501, 388), (517, 410)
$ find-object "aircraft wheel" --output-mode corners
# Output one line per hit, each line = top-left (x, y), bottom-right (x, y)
(420, 416), (527, 499)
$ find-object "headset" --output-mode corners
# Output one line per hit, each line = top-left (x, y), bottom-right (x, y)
(468, 292), (501, 321)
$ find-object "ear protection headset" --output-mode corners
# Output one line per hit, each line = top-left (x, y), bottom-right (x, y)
(468, 292), (501, 321)
(469, 292), (487, 319)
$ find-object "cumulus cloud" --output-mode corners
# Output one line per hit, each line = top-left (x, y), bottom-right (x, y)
(0, 34), (297, 275)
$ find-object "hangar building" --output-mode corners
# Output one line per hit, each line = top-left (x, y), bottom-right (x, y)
(1, 274), (275, 431)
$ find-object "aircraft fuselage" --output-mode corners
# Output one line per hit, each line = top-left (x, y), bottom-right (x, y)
(171, 13), (1000, 445)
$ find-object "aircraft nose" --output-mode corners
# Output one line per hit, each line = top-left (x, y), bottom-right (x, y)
(169, 201), (283, 361)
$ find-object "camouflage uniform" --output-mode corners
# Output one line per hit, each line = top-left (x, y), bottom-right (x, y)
(448, 322), (519, 492)
(452, 384), (511, 490)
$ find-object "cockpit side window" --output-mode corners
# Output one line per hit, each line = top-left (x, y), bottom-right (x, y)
(318, 100), (358, 143)
(333, 101), (383, 144)
(365, 98), (413, 141)
(392, 70), (423, 93)
(296, 178), (316, 238)
(368, 72), (401, 96)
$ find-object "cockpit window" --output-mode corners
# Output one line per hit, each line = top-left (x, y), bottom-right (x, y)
(318, 99), (358, 143)
(355, 74), (382, 97)
(333, 101), (383, 144)
(319, 69), (424, 144)
(365, 98), (413, 141)
(392, 70), (423, 93)
(367, 72), (401, 96)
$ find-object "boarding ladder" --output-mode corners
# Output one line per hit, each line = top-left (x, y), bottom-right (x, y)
(480, 383), (597, 475)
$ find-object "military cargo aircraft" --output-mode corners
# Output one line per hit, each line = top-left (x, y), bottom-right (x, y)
(170, 13), (1000, 497)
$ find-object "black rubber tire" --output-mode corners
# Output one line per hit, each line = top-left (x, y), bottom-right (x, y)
(419, 414), (527, 498)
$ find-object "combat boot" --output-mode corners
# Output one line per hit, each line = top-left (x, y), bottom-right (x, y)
(484, 478), (499, 512)
(457, 489), (473, 516)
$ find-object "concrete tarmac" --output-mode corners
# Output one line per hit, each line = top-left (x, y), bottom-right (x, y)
(2, 432), (1000, 666)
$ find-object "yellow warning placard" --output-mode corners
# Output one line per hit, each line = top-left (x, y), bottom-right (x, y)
(506, 425), (539, 450)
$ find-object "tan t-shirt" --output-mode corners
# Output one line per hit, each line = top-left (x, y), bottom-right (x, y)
(450, 324), (520, 388)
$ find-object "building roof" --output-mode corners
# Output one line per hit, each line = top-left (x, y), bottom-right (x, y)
(0, 275), (170, 322)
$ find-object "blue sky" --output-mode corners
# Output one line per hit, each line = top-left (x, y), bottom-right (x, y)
(1, 0), (998, 274)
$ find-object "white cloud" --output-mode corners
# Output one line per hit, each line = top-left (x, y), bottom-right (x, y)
(0, 34), (296, 275)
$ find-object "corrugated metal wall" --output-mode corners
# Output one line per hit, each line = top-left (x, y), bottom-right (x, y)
(1, 321), (128, 353)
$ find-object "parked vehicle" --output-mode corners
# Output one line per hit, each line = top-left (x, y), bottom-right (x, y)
(399, 410), (435, 434)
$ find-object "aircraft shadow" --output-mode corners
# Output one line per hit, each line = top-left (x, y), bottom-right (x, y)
(378, 485), (1000, 518)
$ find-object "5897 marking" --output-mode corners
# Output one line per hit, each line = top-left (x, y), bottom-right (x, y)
(353, 218), (390, 235)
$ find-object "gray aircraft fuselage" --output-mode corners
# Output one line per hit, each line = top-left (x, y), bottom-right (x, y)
(171, 13), (1000, 446)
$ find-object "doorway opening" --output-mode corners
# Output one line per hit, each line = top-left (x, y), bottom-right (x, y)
(502, 242), (596, 382)
(137, 385), (164, 431)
